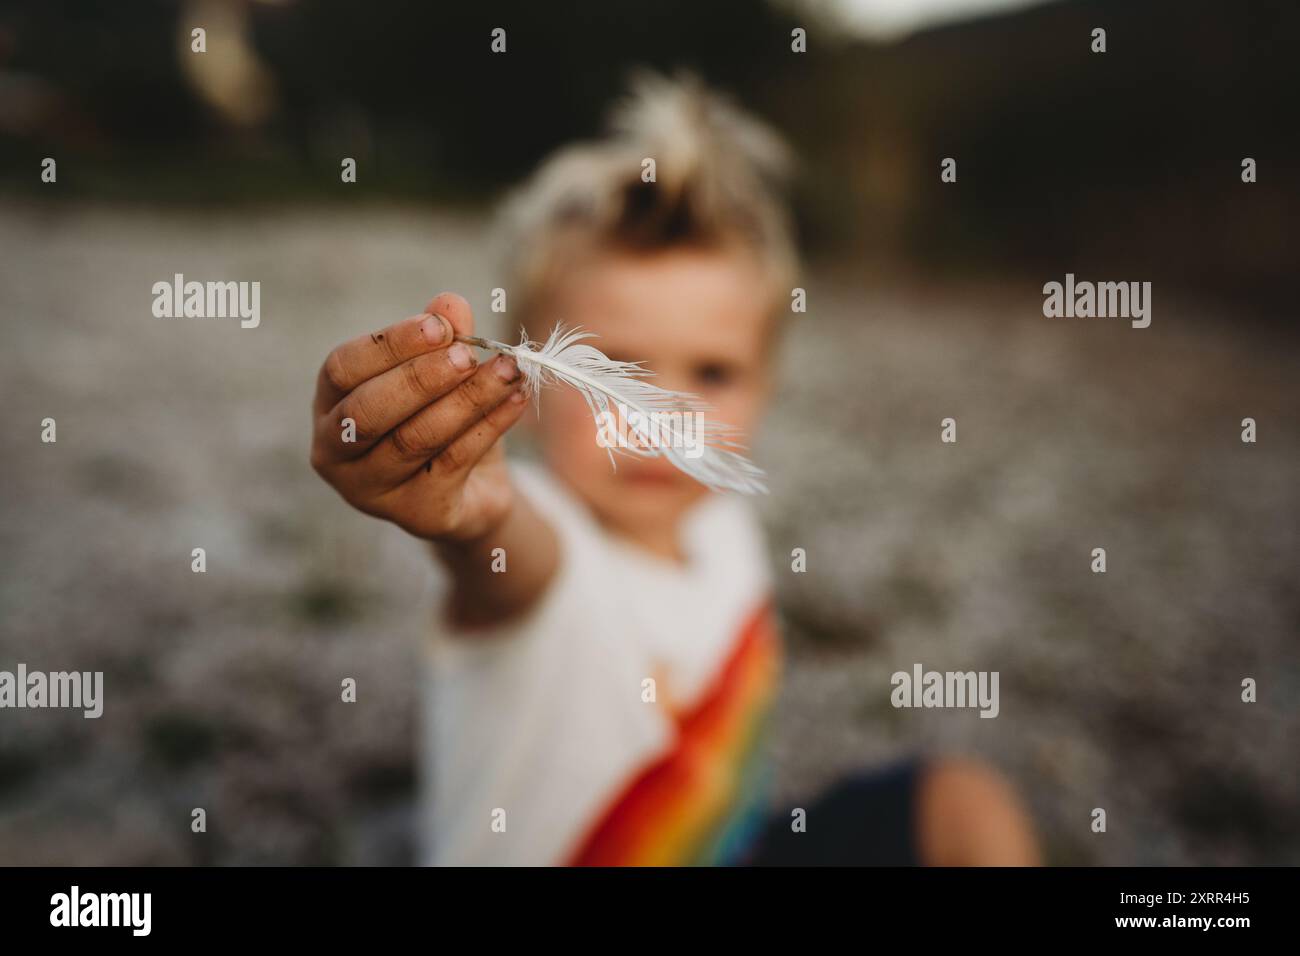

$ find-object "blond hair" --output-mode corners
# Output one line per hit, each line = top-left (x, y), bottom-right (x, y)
(499, 72), (798, 330)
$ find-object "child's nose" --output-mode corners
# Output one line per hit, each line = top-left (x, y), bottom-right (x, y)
(652, 367), (691, 393)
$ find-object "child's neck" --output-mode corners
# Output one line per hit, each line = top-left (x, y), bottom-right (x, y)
(600, 516), (688, 566)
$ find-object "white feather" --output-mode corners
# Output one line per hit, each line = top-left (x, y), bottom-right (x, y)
(461, 325), (767, 495)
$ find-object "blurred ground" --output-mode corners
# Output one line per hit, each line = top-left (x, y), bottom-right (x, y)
(0, 201), (1296, 865)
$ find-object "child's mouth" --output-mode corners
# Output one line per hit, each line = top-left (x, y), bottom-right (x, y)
(620, 468), (682, 488)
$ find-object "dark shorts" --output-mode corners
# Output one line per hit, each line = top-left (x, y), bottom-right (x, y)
(744, 759), (925, 866)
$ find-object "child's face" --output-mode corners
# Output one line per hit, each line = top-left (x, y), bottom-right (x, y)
(531, 245), (774, 543)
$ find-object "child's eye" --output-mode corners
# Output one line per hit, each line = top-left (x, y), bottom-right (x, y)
(694, 362), (735, 388)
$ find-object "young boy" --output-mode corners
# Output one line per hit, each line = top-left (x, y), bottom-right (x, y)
(310, 75), (1039, 866)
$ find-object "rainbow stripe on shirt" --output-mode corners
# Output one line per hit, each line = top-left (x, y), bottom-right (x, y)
(566, 600), (781, 866)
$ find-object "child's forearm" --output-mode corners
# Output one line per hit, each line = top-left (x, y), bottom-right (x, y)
(431, 491), (560, 631)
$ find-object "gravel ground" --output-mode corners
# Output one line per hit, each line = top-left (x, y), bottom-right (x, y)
(1, 201), (1295, 865)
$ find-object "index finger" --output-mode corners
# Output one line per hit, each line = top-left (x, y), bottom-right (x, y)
(313, 293), (475, 412)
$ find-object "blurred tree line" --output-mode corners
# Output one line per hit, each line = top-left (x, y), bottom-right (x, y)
(1, 0), (1295, 309)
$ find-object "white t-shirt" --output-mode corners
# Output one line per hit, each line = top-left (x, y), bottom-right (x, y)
(420, 462), (779, 866)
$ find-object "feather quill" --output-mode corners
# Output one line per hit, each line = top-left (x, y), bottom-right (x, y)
(456, 325), (767, 494)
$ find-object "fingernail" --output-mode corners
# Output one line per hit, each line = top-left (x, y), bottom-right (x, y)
(447, 343), (474, 370)
(494, 355), (520, 382)
(510, 387), (527, 403)
(421, 314), (451, 345)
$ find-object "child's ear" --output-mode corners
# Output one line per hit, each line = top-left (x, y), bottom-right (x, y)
(754, 336), (779, 402)
(755, 368), (775, 407)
